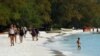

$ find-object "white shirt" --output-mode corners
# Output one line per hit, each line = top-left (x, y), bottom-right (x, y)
(9, 28), (15, 34)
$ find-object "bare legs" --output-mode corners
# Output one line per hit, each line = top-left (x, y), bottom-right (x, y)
(15, 35), (17, 43)
(36, 35), (38, 41)
(10, 36), (15, 46)
(20, 36), (23, 43)
(32, 36), (34, 41)
(32, 35), (38, 41)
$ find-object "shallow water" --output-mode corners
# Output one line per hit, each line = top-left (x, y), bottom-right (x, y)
(44, 32), (100, 56)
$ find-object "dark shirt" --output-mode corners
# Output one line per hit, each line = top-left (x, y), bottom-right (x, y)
(35, 29), (39, 34)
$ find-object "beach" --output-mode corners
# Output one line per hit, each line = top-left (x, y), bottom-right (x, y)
(0, 29), (83, 56)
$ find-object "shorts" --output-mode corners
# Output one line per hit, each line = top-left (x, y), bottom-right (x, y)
(9, 34), (15, 36)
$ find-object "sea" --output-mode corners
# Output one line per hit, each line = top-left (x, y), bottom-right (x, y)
(44, 32), (100, 56)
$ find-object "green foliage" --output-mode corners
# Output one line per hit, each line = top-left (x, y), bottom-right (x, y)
(51, 0), (100, 28)
(91, 18), (100, 27)
(0, 0), (100, 29)
(0, 3), (11, 25)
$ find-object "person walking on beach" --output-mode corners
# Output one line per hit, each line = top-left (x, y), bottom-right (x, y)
(77, 37), (81, 49)
(35, 28), (39, 41)
(31, 27), (36, 41)
(13, 25), (17, 43)
(23, 27), (27, 38)
(19, 27), (24, 43)
(8, 24), (15, 46)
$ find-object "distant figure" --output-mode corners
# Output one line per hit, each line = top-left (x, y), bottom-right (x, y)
(77, 37), (81, 49)
(31, 28), (36, 41)
(19, 27), (24, 43)
(35, 28), (39, 41)
(23, 27), (27, 38)
(13, 25), (17, 43)
(97, 28), (99, 32)
(31, 28), (39, 41)
(72, 27), (75, 30)
(9, 24), (15, 46)
(92, 27), (94, 32)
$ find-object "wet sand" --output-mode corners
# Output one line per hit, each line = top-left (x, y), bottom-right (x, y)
(52, 50), (66, 56)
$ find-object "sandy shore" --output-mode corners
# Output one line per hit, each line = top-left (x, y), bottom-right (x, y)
(0, 31), (60, 56)
(0, 29), (83, 56)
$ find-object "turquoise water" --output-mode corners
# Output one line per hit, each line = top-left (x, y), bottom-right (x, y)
(45, 32), (100, 56)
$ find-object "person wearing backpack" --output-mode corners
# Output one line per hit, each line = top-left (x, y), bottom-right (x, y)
(19, 27), (24, 43)
(35, 28), (39, 41)
(31, 28), (36, 41)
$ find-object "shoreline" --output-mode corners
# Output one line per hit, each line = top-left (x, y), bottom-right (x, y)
(42, 29), (83, 56)
(0, 29), (83, 56)
(52, 50), (66, 56)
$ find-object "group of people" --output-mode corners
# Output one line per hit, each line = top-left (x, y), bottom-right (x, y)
(8, 24), (81, 49)
(8, 24), (39, 46)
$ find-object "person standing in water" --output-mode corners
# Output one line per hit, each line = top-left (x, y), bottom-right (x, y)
(77, 37), (81, 49)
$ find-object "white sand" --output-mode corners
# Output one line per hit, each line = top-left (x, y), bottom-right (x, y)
(0, 30), (82, 56)
(0, 31), (60, 56)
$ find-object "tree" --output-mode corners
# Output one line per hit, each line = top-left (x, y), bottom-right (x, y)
(51, 0), (100, 28)
(0, 3), (11, 25)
